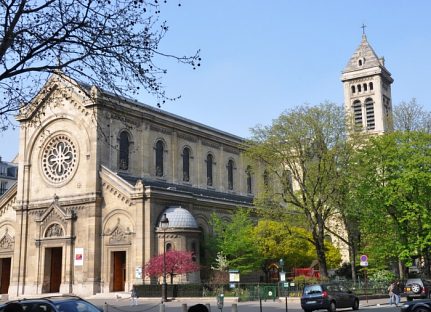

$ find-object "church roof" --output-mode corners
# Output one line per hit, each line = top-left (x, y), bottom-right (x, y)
(159, 206), (198, 229)
(118, 174), (254, 205)
(343, 34), (384, 73)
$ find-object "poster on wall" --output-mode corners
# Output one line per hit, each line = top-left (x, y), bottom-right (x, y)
(74, 248), (84, 266)
(135, 266), (142, 279)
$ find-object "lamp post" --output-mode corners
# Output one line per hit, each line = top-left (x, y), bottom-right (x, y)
(279, 258), (287, 312)
(160, 213), (169, 303)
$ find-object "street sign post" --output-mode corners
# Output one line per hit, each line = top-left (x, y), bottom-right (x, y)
(360, 254), (368, 267)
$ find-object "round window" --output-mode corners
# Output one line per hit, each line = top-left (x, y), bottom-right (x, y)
(41, 134), (78, 184)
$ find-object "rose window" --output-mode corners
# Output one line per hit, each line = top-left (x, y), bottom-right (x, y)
(42, 135), (77, 184)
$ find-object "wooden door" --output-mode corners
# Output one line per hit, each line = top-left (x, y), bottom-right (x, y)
(49, 247), (62, 293)
(0, 258), (11, 294)
(112, 251), (126, 291)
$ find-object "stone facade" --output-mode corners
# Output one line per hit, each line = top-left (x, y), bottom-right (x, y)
(0, 75), (255, 298)
(342, 34), (393, 134)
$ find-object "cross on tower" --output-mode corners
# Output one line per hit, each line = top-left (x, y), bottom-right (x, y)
(361, 23), (367, 35)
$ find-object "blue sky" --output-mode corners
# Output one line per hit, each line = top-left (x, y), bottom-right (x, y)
(2, 1), (431, 161)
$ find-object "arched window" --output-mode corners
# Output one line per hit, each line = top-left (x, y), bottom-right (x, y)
(191, 242), (197, 262)
(246, 165), (252, 194)
(365, 98), (375, 130)
(353, 100), (363, 128)
(357, 84), (362, 92)
(155, 140), (164, 177)
(227, 159), (234, 190)
(363, 83), (367, 91)
(182, 147), (190, 182)
(206, 154), (213, 186)
(369, 82), (374, 90)
(119, 131), (130, 170)
(166, 243), (172, 252)
(358, 59), (362, 66)
(351, 85), (356, 94)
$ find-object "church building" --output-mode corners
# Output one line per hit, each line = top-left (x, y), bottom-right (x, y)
(0, 33), (393, 298)
(0, 74), (255, 298)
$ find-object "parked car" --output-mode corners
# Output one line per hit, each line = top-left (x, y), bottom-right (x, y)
(0, 295), (102, 312)
(404, 278), (431, 301)
(401, 299), (431, 312)
(301, 283), (359, 312)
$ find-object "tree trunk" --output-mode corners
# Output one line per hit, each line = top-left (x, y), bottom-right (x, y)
(314, 232), (329, 278)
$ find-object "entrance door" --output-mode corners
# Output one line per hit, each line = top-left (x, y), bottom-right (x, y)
(112, 251), (126, 291)
(45, 247), (62, 293)
(0, 258), (11, 294)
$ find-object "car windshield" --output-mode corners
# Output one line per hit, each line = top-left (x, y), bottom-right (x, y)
(304, 285), (322, 294)
(55, 300), (100, 312)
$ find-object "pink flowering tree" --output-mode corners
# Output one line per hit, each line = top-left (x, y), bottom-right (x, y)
(144, 251), (200, 284)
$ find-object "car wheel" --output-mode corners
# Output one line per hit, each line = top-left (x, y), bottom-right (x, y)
(328, 301), (336, 312)
(413, 307), (431, 312)
(304, 310), (312, 312)
(412, 283), (422, 294)
(352, 299), (359, 310)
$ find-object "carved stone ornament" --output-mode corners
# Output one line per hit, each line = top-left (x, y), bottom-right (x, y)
(45, 223), (64, 237)
(42, 134), (78, 184)
(0, 229), (14, 249)
(110, 227), (127, 243)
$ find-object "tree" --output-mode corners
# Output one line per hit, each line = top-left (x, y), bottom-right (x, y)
(210, 208), (261, 274)
(393, 98), (431, 133)
(252, 220), (341, 272)
(144, 250), (200, 284)
(352, 131), (431, 278)
(245, 102), (350, 278)
(0, 0), (200, 129)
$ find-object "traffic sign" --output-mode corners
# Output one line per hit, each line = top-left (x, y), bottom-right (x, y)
(360, 255), (368, 266)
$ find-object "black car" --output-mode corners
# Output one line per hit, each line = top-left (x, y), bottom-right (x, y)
(0, 295), (102, 312)
(301, 283), (359, 312)
(401, 299), (431, 312)
(404, 278), (431, 301)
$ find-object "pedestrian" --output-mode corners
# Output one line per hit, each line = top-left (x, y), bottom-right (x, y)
(188, 304), (209, 312)
(392, 281), (401, 306)
(130, 286), (138, 306)
(4, 302), (24, 312)
(388, 282), (394, 305)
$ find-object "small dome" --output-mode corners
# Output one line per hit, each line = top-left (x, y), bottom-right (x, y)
(159, 206), (198, 229)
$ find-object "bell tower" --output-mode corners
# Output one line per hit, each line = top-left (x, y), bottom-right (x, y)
(342, 32), (394, 134)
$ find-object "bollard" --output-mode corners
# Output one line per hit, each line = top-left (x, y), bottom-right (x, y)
(182, 303), (188, 312)
(159, 302), (165, 312)
(206, 303), (211, 312)
(103, 302), (108, 312)
(231, 303), (238, 312)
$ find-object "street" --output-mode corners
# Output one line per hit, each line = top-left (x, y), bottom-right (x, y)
(87, 297), (404, 312)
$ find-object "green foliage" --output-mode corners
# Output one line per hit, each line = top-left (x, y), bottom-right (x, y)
(253, 219), (342, 271)
(210, 209), (262, 273)
(367, 269), (396, 285)
(352, 131), (431, 270)
(245, 103), (349, 277)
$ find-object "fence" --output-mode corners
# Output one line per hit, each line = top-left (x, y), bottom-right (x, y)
(133, 280), (390, 302)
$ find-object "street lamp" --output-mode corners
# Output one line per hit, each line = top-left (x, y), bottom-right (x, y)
(160, 213), (169, 303)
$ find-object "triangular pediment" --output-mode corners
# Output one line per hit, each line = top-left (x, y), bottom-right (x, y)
(100, 165), (145, 206)
(36, 195), (69, 223)
(16, 73), (96, 122)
